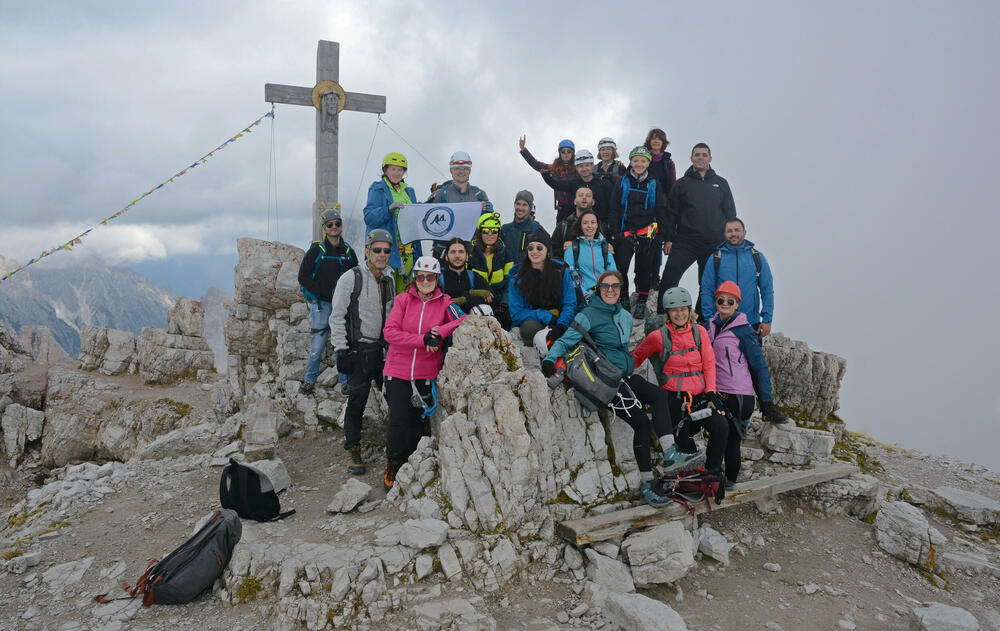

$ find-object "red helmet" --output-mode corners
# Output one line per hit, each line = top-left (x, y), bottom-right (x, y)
(714, 281), (741, 301)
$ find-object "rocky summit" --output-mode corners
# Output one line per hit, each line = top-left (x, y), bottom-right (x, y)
(1, 237), (998, 631)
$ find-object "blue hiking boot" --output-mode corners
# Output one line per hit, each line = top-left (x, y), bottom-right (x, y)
(640, 479), (676, 508)
(660, 446), (705, 476)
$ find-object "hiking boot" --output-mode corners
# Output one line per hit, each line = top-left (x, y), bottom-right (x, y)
(661, 447), (705, 476)
(348, 447), (365, 475)
(298, 381), (315, 395)
(339, 380), (350, 396)
(760, 400), (790, 425)
(383, 461), (402, 493)
(640, 479), (675, 508)
(724, 479), (736, 491)
(631, 300), (647, 320)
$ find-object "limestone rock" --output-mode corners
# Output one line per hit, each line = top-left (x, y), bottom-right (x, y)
(326, 478), (372, 513)
(413, 598), (496, 631)
(805, 473), (881, 519)
(401, 519), (450, 549)
(760, 422), (835, 463)
(694, 525), (733, 566)
(2, 403), (45, 465)
(0, 324), (32, 372)
(78, 326), (138, 375)
(927, 486), (1000, 526)
(622, 522), (695, 586)
(18, 326), (69, 363)
(246, 458), (291, 493)
(584, 548), (634, 593)
(233, 238), (304, 311)
(137, 327), (214, 384)
(243, 398), (281, 459)
(874, 501), (945, 569)
(762, 332), (846, 421)
(167, 297), (206, 337)
(136, 424), (221, 460)
(586, 582), (688, 631)
(912, 602), (980, 631)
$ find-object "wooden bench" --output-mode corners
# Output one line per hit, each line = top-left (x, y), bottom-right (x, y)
(556, 462), (858, 546)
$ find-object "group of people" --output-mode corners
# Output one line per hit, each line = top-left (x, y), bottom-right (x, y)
(296, 130), (788, 501)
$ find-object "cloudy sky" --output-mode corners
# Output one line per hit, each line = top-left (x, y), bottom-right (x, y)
(2, 1), (998, 468)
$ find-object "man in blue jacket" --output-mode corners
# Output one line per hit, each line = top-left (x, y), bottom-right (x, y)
(700, 218), (775, 338)
(500, 190), (547, 262)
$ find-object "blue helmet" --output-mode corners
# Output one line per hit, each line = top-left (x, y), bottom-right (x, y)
(558, 139), (575, 151)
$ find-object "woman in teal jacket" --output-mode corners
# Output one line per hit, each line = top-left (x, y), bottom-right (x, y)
(564, 209), (617, 304)
(363, 152), (417, 279)
(540, 270), (671, 490)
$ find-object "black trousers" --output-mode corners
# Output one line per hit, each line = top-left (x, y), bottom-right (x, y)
(657, 238), (715, 315)
(343, 347), (384, 450)
(612, 375), (673, 473)
(385, 377), (433, 464)
(613, 236), (659, 298)
(666, 390), (729, 474)
(721, 392), (755, 482)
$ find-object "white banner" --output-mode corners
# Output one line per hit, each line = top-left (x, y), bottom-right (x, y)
(395, 202), (482, 244)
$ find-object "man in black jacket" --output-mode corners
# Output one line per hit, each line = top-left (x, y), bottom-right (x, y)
(540, 149), (614, 223)
(657, 143), (737, 315)
(551, 187), (613, 261)
(439, 238), (493, 312)
(297, 207), (359, 393)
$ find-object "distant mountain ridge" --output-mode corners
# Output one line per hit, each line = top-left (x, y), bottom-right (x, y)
(0, 256), (180, 357)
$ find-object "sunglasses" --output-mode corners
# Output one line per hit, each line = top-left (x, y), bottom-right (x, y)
(599, 283), (622, 293)
(559, 148), (573, 153)
(324, 220), (342, 228)
(481, 228), (499, 234)
(526, 244), (546, 252)
(716, 297), (738, 306)
(414, 273), (437, 282)
(369, 246), (391, 254)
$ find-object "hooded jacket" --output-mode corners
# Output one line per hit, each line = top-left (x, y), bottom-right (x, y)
(363, 177), (417, 270)
(633, 322), (716, 394)
(540, 172), (614, 223)
(468, 241), (513, 301)
(439, 265), (491, 310)
(647, 151), (677, 195)
(508, 260), (577, 329)
(665, 166), (736, 245)
(545, 297), (634, 376)
(500, 215), (546, 262)
(608, 169), (669, 240)
(564, 234), (617, 296)
(382, 285), (466, 381)
(708, 312), (773, 399)
(699, 239), (774, 326)
(297, 238), (358, 303)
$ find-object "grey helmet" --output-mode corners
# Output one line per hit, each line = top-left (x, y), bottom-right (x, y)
(366, 228), (393, 247)
(661, 287), (692, 309)
(320, 207), (341, 224)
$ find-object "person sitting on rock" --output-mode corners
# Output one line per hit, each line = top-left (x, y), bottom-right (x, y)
(296, 206), (359, 395)
(382, 256), (466, 492)
(438, 237), (493, 313)
(633, 287), (729, 500)
(507, 230), (577, 346)
(329, 229), (396, 476)
(563, 209), (617, 304)
(707, 281), (788, 490)
(468, 212), (513, 329)
(541, 270), (671, 494)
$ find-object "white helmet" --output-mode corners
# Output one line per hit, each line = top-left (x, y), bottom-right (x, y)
(449, 151), (472, 169)
(597, 137), (617, 150)
(574, 149), (594, 165)
(412, 256), (440, 275)
(533, 327), (551, 358)
(470, 304), (494, 317)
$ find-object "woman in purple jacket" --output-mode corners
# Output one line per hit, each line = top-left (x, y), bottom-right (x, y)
(707, 281), (782, 489)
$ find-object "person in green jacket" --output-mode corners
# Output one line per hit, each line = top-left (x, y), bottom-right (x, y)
(540, 270), (671, 492)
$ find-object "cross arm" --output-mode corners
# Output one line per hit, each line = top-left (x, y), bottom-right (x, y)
(264, 83), (386, 114)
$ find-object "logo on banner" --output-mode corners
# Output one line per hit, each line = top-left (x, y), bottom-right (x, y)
(421, 206), (455, 238)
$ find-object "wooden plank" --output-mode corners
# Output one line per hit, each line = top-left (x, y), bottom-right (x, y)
(556, 462), (857, 547)
(264, 84), (386, 113)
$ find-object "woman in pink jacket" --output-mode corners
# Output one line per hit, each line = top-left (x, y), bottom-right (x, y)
(382, 256), (466, 491)
(633, 287), (729, 501)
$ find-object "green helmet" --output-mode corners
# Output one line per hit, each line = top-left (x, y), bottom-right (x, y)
(477, 212), (502, 231)
(629, 146), (652, 162)
(382, 152), (408, 170)
(661, 287), (692, 309)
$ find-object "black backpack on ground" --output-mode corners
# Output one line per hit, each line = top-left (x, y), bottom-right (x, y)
(219, 458), (296, 522)
(97, 509), (242, 606)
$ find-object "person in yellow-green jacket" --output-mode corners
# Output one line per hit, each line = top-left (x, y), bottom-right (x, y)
(363, 152), (417, 292)
(468, 212), (514, 328)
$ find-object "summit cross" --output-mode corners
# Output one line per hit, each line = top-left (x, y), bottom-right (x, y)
(265, 40), (386, 240)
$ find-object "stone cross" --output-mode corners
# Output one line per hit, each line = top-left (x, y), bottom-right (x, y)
(265, 40), (386, 240)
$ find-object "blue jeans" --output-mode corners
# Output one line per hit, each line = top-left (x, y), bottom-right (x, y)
(304, 301), (333, 385)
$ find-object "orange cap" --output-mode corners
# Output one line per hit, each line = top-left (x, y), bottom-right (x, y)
(714, 281), (741, 301)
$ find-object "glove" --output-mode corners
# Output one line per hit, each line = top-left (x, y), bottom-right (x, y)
(483, 201), (494, 214)
(547, 323), (567, 342)
(760, 400), (790, 424)
(423, 331), (441, 348)
(388, 202), (404, 212)
(469, 289), (492, 300)
(541, 360), (556, 378)
(336, 350), (354, 375)
(705, 391), (725, 412)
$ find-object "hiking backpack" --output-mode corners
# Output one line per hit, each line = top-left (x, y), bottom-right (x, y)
(96, 509), (241, 606)
(641, 321), (704, 390)
(618, 177), (657, 233)
(570, 239), (611, 270)
(646, 467), (726, 513)
(713, 247), (761, 279)
(345, 266), (394, 348)
(219, 458), (295, 522)
(563, 321), (624, 411)
(300, 240), (355, 304)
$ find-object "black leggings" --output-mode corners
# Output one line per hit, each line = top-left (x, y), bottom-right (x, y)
(611, 375), (673, 473)
(666, 390), (730, 475)
(385, 377), (434, 464)
(721, 393), (755, 482)
(613, 236), (659, 298)
(657, 238), (714, 316)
